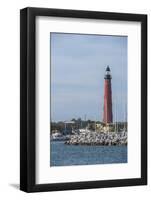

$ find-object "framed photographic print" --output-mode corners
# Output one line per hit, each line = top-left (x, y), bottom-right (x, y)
(20, 7), (147, 192)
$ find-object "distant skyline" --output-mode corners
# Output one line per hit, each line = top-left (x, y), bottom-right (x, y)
(51, 33), (127, 122)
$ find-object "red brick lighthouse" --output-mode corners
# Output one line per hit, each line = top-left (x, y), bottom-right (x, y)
(103, 66), (113, 124)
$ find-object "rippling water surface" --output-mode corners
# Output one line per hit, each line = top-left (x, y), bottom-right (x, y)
(50, 141), (127, 166)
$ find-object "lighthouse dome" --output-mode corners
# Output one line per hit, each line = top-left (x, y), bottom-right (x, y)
(106, 65), (110, 71)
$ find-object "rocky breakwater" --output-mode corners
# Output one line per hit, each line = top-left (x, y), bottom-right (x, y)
(65, 132), (127, 146)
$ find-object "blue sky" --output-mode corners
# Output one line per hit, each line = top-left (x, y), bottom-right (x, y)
(50, 33), (127, 122)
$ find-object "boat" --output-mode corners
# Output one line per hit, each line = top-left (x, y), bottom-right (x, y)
(51, 132), (70, 141)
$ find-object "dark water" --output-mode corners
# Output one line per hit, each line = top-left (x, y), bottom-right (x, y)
(50, 141), (127, 166)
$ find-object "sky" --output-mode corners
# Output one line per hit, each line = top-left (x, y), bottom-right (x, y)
(50, 33), (127, 122)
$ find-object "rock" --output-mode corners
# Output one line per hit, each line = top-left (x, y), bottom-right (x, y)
(65, 131), (127, 146)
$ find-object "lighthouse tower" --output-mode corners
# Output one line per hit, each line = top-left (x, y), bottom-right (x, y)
(103, 66), (113, 124)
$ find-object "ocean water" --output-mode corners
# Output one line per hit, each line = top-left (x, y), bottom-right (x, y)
(50, 141), (127, 166)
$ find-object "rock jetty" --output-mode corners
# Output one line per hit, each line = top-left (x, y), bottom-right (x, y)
(65, 132), (127, 146)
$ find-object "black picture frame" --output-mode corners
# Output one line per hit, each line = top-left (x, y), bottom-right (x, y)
(20, 7), (147, 192)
